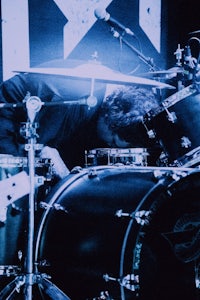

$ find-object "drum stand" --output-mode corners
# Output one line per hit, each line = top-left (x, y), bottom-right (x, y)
(0, 97), (70, 299)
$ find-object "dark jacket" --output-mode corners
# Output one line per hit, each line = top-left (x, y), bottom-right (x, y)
(0, 70), (106, 169)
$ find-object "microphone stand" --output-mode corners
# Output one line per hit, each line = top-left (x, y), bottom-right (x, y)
(110, 28), (158, 71)
(0, 96), (70, 299)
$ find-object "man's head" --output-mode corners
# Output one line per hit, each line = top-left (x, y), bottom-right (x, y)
(97, 85), (160, 148)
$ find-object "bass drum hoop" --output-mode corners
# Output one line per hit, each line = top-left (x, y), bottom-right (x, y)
(120, 168), (200, 299)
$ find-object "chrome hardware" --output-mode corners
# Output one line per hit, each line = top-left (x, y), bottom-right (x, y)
(121, 273), (139, 292)
(103, 274), (118, 282)
(116, 209), (151, 225)
(181, 136), (192, 148)
(142, 119), (156, 139)
(39, 201), (68, 213)
(162, 101), (177, 123)
(103, 273), (139, 292)
(166, 111), (177, 123)
(115, 209), (130, 218)
(147, 129), (156, 139)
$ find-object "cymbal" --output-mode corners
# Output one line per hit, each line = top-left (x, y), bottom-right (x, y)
(140, 67), (183, 79)
(14, 63), (175, 89)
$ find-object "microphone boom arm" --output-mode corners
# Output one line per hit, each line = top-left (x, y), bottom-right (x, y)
(112, 30), (158, 71)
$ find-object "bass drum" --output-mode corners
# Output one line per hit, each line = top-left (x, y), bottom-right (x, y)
(35, 166), (200, 300)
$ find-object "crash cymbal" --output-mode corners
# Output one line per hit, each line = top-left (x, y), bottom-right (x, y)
(14, 63), (175, 89)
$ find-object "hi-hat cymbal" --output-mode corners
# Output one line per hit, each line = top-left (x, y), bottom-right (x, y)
(14, 63), (175, 89)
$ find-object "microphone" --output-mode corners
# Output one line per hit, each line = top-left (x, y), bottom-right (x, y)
(94, 8), (134, 36)
(184, 45), (196, 69)
(183, 45), (197, 81)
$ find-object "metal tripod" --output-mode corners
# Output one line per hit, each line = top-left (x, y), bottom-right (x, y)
(0, 96), (70, 299)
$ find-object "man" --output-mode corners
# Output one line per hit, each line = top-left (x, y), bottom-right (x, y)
(0, 63), (163, 294)
(0, 68), (161, 179)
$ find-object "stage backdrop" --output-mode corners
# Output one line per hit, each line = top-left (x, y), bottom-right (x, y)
(1, 0), (200, 82)
(0, 0), (170, 81)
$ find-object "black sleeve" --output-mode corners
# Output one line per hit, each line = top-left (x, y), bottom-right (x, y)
(0, 75), (31, 155)
(0, 72), (106, 156)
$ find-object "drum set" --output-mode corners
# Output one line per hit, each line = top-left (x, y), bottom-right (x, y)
(0, 45), (200, 300)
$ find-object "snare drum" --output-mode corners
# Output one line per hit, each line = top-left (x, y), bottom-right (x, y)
(85, 148), (149, 167)
(143, 85), (200, 166)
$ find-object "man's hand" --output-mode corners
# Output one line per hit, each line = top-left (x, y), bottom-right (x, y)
(40, 146), (70, 179)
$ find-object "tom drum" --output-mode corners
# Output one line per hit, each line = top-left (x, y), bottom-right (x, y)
(143, 85), (200, 167)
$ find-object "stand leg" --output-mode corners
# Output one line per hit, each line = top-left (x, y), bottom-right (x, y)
(24, 137), (35, 300)
(37, 277), (71, 300)
(0, 274), (71, 299)
(0, 276), (25, 299)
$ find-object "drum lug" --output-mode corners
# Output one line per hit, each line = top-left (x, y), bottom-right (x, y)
(156, 151), (169, 167)
(88, 168), (98, 178)
(195, 261), (200, 289)
(162, 100), (177, 123)
(171, 170), (188, 182)
(133, 210), (151, 225)
(147, 129), (156, 139)
(115, 209), (151, 225)
(166, 111), (177, 123)
(103, 273), (139, 293)
(35, 259), (50, 267)
(39, 201), (68, 213)
(153, 169), (169, 179)
(103, 273), (118, 283)
(115, 209), (130, 218)
(142, 119), (156, 139)
(35, 175), (45, 187)
(70, 166), (83, 174)
(40, 201), (50, 210)
(181, 136), (192, 148)
(92, 290), (112, 299)
(120, 273), (139, 292)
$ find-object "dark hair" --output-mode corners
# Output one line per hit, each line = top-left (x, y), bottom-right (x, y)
(99, 85), (159, 147)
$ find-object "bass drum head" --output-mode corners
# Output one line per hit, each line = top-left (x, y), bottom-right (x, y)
(35, 166), (200, 300)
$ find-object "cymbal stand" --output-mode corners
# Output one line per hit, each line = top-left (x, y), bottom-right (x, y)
(24, 96), (41, 299)
(0, 96), (70, 299)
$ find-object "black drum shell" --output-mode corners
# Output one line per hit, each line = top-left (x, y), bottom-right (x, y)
(145, 92), (200, 165)
(35, 166), (200, 300)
